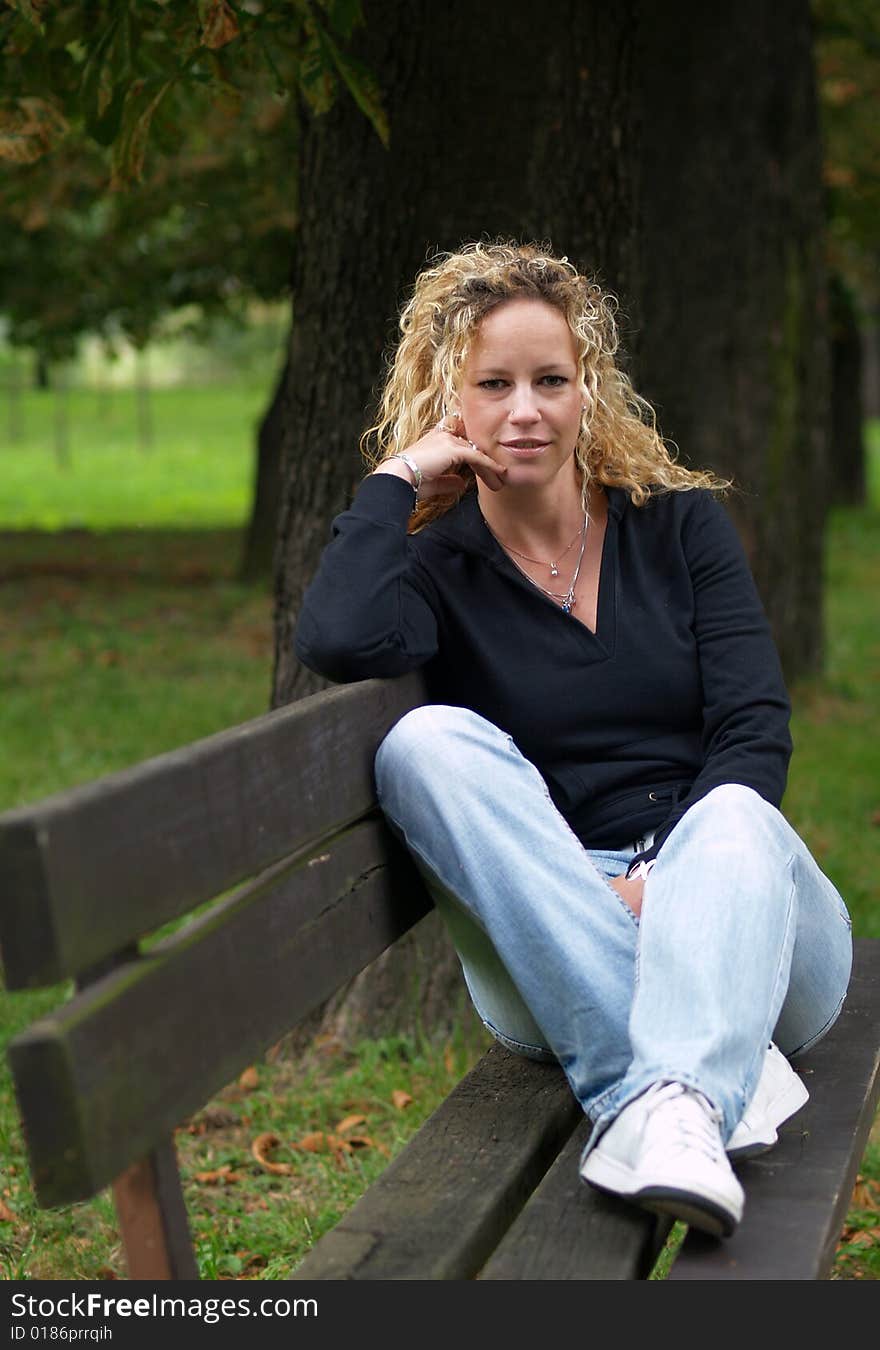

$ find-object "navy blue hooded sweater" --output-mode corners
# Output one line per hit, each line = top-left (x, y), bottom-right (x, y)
(294, 472), (793, 872)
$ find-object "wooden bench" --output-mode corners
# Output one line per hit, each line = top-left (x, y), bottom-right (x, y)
(1, 673), (878, 1281)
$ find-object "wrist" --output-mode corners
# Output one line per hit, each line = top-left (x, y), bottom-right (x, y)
(375, 453), (422, 495)
(373, 460), (415, 483)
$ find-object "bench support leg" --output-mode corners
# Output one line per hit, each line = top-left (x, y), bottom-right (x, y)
(113, 1140), (199, 1279)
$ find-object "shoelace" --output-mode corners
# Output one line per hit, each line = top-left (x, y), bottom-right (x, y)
(641, 1082), (726, 1163)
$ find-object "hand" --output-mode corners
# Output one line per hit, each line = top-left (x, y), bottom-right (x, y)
(373, 413), (507, 499)
(608, 873), (646, 919)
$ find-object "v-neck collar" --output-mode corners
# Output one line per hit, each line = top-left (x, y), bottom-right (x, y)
(422, 486), (622, 657)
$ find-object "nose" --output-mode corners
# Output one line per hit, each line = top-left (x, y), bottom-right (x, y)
(508, 385), (540, 424)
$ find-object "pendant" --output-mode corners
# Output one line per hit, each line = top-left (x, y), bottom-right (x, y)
(562, 599), (572, 614)
(550, 562), (559, 577)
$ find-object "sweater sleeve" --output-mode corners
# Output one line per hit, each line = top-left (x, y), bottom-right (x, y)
(294, 472), (440, 683)
(626, 491), (792, 875)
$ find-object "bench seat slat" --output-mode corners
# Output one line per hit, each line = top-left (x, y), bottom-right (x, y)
(669, 938), (880, 1280)
(291, 1045), (583, 1280)
(478, 1120), (673, 1280)
(8, 819), (431, 1206)
(0, 675), (424, 989)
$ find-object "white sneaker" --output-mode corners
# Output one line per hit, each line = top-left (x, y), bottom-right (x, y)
(580, 1081), (745, 1237)
(726, 1043), (809, 1160)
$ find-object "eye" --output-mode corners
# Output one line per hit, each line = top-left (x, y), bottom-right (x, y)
(540, 374), (568, 387)
(478, 379), (508, 390)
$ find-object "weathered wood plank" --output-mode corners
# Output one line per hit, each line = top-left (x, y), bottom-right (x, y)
(479, 1119), (673, 1280)
(8, 818), (432, 1206)
(0, 673), (426, 989)
(292, 1046), (582, 1280)
(669, 938), (880, 1280)
(113, 1142), (199, 1280)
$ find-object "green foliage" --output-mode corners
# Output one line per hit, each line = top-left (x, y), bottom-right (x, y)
(0, 0), (384, 182)
(814, 0), (880, 306)
(0, 0), (386, 358)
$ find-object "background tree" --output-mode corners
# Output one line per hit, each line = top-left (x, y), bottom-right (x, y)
(814, 0), (880, 503)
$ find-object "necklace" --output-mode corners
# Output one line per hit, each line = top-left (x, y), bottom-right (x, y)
(484, 510), (589, 615)
(497, 519), (584, 578)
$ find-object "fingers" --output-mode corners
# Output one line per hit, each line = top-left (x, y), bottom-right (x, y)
(437, 411), (466, 437)
(398, 422), (506, 496)
(436, 417), (507, 492)
(471, 457), (507, 492)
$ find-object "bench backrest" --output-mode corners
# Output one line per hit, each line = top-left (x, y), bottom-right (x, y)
(0, 674), (429, 1225)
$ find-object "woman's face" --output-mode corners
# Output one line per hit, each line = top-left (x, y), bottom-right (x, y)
(458, 297), (583, 492)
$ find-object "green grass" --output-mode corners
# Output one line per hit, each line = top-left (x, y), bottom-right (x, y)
(0, 531), (273, 807)
(0, 420), (877, 1280)
(783, 500), (880, 938)
(0, 383), (265, 529)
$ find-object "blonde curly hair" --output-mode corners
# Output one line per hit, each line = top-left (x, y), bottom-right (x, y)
(361, 240), (727, 528)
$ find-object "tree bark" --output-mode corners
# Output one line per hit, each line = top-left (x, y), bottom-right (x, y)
(829, 275), (866, 506)
(633, 0), (829, 679)
(239, 348), (290, 583)
(271, 0), (639, 1044)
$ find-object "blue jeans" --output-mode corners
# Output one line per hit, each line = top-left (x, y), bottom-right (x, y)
(374, 705), (853, 1153)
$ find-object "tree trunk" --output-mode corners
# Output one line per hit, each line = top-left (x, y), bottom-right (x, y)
(633, 0), (829, 679)
(863, 302), (880, 420)
(271, 0), (639, 1045)
(239, 347), (290, 583)
(829, 275), (866, 506)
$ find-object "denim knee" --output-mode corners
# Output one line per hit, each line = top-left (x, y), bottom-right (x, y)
(375, 704), (498, 803)
(674, 784), (793, 866)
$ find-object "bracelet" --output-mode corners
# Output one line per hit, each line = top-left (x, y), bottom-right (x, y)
(386, 452), (422, 497)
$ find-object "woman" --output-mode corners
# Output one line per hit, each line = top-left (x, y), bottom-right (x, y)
(294, 241), (852, 1238)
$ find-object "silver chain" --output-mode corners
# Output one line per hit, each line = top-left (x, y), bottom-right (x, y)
(485, 510), (589, 614)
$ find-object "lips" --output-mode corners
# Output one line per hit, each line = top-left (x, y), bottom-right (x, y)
(501, 440), (549, 455)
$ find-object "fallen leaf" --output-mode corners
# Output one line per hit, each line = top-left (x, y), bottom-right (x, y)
(251, 1132), (295, 1175)
(194, 1165), (240, 1185)
(0, 1199), (16, 1222)
(325, 1133), (353, 1154)
(335, 1114), (367, 1135)
(201, 0), (240, 50)
(851, 1176), (880, 1209)
(392, 1089), (413, 1110)
(238, 1066), (259, 1092)
(294, 1132), (328, 1154)
(444, 1043), (455, 1074)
